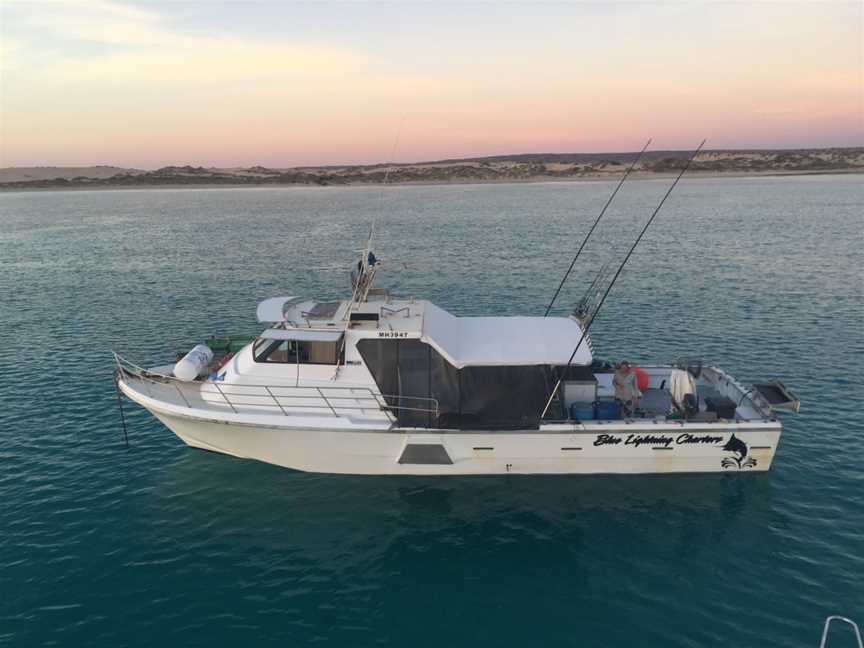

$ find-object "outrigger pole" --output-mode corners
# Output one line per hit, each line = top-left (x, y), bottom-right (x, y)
(540, 140), (707, 419)
(543, 138), (652, 316)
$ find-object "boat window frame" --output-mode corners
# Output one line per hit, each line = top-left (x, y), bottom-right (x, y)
(252, 336), (344, 366)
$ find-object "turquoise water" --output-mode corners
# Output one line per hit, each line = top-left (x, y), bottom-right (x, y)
(1, 175), (862, 647)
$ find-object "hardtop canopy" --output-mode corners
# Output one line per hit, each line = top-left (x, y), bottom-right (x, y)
(419, 302), (592, 369)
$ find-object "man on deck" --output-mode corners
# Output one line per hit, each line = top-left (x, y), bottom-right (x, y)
(613, 361), (641, 417)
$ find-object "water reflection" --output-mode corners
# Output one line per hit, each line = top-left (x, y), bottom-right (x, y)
(144, 449), (777, 566)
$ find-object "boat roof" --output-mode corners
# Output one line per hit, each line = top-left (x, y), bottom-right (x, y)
(261, 296), (593, 368)
(256, 296), (300, 323)
(420, 302), (592, 368)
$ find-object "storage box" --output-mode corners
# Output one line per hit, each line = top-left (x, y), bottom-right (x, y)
(640, 388), (672, 417)
(564, 380), (597, 409)
(595, 399), (620, 420)
(570, 402), (595, 421)
(705, 395), (737, 419)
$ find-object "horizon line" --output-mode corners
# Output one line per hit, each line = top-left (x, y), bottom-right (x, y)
(5, 144), (864, 172)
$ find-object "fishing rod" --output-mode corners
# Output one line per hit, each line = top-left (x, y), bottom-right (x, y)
(543, 138), (652, 316)
(371, 115), (406, 253)
(540, 140), (707, 419)
(572, 260), (613, 324)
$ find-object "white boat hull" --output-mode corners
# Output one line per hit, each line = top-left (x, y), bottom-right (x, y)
(145, 406), (780, 476)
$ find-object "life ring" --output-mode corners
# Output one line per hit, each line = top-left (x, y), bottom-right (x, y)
(633, 366), (650, 391)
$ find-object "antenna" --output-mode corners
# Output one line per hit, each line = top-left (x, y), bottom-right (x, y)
(345, 120), (406, 316)
(543, 138), (652, 316)
(540, 140), (707, 419)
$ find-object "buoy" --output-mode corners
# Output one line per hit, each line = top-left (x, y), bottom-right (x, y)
(633, 366), (650, 391)
(174, 344), (213, 382)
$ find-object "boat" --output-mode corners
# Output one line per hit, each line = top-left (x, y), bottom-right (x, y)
(114, 245), (800, 475)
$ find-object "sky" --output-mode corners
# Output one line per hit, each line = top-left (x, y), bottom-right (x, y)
(0, 0), (862, 168)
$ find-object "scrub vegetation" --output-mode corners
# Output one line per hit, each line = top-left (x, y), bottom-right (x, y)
(2, 148), (861, 190)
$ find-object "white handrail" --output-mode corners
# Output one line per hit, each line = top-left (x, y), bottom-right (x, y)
(113, 352), (439, 421)
(820, 616), (862, 648)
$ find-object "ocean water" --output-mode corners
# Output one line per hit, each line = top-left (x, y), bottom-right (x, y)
(1, 175), (862, 647)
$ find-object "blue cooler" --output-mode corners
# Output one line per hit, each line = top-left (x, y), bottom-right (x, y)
(570, 402), (595, 421)
(594, 399), (620, 420)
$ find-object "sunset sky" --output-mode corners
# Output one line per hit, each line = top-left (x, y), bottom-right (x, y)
(1, 0), (862, 168)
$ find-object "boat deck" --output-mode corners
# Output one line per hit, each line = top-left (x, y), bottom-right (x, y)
(114, 355), (428, 426)
(584, 364), (768, 423)
(115, 354), (772, 430)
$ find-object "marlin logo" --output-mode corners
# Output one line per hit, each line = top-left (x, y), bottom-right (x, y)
(721, 434), (757, 469)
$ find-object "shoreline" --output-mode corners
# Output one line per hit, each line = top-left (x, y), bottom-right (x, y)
(0, 167), (861, 193)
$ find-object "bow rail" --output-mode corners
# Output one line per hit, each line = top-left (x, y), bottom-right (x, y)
(112, 352), (438, 423)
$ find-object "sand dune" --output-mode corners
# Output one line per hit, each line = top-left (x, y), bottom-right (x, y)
(0, 166), (143, 183)
(2, 149), (861, 190)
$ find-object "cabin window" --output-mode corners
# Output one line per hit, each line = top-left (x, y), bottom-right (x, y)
(253, 337), (341, 365)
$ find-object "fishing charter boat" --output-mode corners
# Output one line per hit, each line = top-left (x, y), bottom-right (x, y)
(114, 249), (799, 475)
(113, 144), (799, 475)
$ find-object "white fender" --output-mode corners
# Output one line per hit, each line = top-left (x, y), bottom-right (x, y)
(173, 344), (213, 382)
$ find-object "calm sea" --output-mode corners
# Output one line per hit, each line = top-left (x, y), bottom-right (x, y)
(1, 175), (862, 647)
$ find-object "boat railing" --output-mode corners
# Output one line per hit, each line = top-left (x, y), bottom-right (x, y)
(820, 616), (862, 648)
(112, 352), (439, 422)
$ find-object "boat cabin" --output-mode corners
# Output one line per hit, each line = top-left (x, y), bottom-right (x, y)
(206, 289), (799, 431)
(247, 295), (593, 430)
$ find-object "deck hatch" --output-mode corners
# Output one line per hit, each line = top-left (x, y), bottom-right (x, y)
(398, 444), (453, 465)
